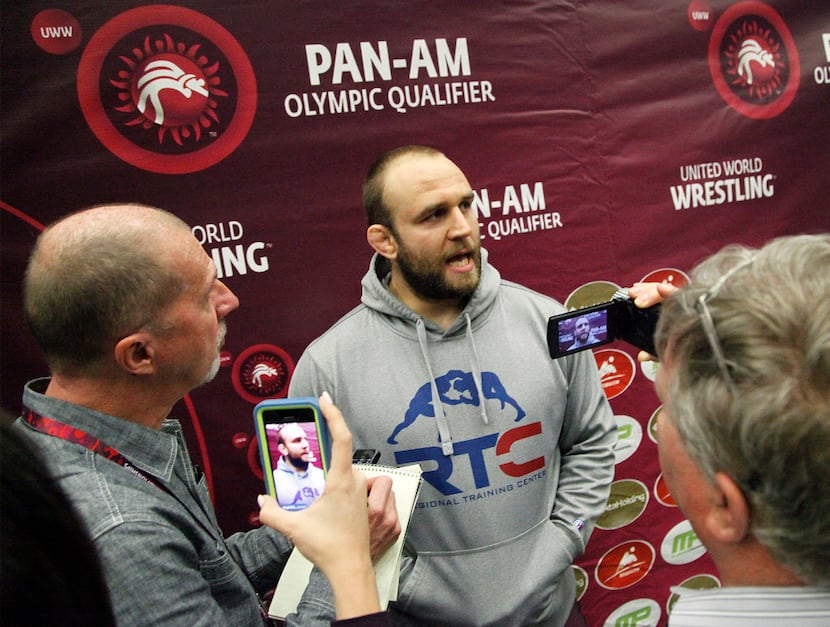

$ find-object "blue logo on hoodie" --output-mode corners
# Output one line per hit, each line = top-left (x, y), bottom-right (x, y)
(388, 369), (526, 444)
(391, 369), (544, 496)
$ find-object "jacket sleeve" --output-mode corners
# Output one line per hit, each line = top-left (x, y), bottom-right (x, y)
(548, 350), (617, 556)
(224, 525), (293, 593)
(287, 349), (331, 398)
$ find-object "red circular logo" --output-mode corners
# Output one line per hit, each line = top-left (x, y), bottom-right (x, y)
(596, 540), (656, 590)
(77, 6), (257, 173)
(232, 344), (295, 404)
(687, 1), (713, 32)
(707, 1), (800, 119)
(593, 348), (636, 400)
(640, 267), (689, 288)
(31, 9), (83, 55)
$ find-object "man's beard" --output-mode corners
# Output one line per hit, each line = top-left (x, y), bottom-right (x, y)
(288, 455), (310, 471)
(396, 241), (482, 302)
(198, 320), (226, 386)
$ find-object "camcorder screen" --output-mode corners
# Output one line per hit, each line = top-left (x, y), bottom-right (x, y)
(547, 305), (613, 358)
(547, 293), (660, 359)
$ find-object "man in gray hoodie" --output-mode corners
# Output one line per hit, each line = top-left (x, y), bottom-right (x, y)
(289, 145), (617, 626)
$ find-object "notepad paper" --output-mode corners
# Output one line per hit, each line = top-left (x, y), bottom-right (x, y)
(268, 463), (423, 619)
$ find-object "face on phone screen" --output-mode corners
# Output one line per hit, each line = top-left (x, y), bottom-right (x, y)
(265, 418), (325, 511)
(549, 307), (611, 357)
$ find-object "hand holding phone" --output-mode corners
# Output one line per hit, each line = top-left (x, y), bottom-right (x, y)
(254, 397), (332, 511)
(256, 393), (384, 619)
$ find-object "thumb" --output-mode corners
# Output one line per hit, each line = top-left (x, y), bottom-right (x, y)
(257, 494), (289, 531)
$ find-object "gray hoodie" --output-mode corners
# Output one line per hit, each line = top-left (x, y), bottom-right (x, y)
(289, 249), (616, 626)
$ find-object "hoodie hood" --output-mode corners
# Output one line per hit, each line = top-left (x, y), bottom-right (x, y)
(360, 248), (499, 455)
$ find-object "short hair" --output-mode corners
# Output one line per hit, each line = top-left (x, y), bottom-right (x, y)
(23, 204), (192, 374)
(362, 145), (444, 228)
(654, 233), (830, 585)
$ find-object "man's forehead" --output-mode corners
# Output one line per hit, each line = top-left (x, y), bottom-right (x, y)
(385, 153), (469, 199)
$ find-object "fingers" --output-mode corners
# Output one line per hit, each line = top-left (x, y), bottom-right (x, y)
(637, 350), (657, 363)
(630, 282), (679, 308)
(366, 476), (401, 561)
(318, 392), (353, 476)
(257, 494), (289, 534)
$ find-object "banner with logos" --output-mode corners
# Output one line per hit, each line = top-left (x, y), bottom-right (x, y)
(2, 2), (828, 624)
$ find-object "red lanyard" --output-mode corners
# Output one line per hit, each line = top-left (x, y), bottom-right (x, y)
(23, 407), (167, 492)
(24, 406), (273, 624)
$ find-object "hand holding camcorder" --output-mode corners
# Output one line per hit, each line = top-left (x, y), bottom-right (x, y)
(547, 289), (660, 358)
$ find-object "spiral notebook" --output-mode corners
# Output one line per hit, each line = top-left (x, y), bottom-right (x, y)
(268, 463), (423, 620)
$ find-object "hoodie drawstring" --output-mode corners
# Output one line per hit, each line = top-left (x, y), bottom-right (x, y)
(415, 315), (490, 457)
(465, 312), (490, 427)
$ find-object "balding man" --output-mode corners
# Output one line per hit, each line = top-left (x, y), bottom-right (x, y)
(16, 203), (398, 626)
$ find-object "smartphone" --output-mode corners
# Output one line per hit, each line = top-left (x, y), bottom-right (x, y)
(253, 397), (331, 511)
(547, 291), (660, 359)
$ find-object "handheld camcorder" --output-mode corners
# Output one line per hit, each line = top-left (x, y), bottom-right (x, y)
(547, 289), (660, 359)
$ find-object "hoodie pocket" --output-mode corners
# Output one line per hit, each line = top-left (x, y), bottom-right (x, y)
(395, 517), (577, 627)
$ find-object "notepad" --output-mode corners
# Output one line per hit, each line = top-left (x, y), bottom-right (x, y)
(268, 463), (423, 619)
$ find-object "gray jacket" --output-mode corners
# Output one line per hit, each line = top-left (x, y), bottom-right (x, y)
(18, 378), (333, 626)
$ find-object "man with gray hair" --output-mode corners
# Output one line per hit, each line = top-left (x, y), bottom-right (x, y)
(630, 233), (830, 625)
(16, 203), (399, 626)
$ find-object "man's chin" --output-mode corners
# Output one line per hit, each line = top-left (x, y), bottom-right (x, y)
(197, 356), (222, 387)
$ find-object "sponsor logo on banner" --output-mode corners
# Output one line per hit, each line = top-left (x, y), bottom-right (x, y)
(604, 598), (662, 627)
(572, 564), (589, 601)
(640, 268), (689, 288)
(285, 38), (495, 117)
(814, 33), (830, 86)
(707, 1), (800, 119)
(595, 349), (636, 400)
(647, 406), (662, 444)
(670, 155), (776, 210)
(597, 479), (649, 530)
(231, 344), (295, 404)
(654, 473), (677, 507)
(596, 540), (655, 590)
(31, 9), (82, 55)
(661, 519), (707, 565)
(614, 415), (643, 465)
(474, 182), (563, 242)
(191, 220), (271, 279)
(77, 6), (257, 174)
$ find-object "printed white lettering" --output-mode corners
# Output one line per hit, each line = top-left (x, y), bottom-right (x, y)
(210, 243), (270, 279)
(191, 221), (243, 244)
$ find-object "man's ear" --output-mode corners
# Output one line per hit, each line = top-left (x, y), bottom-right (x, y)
(367, 224), (397, 259)
(705, 471), (751, 544)
(113, 332), (157, 376)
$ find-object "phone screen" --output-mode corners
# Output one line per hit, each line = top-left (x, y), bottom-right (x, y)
(547, 305), (613, 358)
(254, 401), (328, 511)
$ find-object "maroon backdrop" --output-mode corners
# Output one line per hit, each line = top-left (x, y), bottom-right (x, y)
(3, 2), (828, 624)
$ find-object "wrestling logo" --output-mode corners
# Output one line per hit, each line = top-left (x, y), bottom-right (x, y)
(77, 5), (256, 173)
(231, 344), (295, 404)
(707, 1), (800, 119)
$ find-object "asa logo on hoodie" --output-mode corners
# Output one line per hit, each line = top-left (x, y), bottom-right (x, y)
(391, 369), (544, 496)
